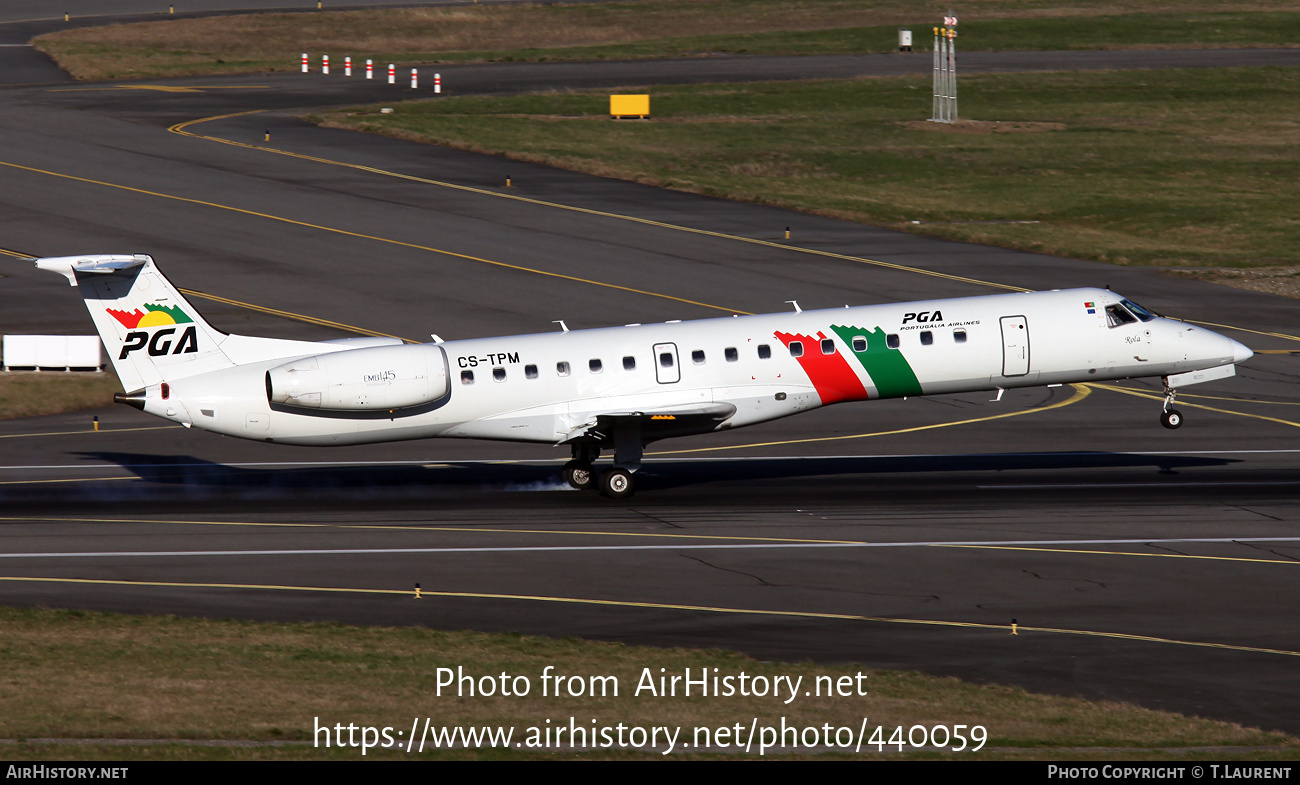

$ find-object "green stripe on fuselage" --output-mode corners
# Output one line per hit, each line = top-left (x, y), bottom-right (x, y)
(830, 325), (922, 398)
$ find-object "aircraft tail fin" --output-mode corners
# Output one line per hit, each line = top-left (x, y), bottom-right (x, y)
(35, 254), (234, 391)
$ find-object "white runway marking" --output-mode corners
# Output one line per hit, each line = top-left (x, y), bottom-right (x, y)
(4, 536), (1300, 560)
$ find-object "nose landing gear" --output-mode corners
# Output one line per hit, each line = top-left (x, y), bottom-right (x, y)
(1160, 382), (1183, 429)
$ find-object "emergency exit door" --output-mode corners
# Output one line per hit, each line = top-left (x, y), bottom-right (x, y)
(654, 343), (680, 384)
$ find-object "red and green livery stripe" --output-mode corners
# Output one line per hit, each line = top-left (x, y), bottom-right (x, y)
(829, 325), (922, 399)
(773, 330), (867, 405)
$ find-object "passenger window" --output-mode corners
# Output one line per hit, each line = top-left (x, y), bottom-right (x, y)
(789, 341), (803, 358)
(821, 338), (835, 355)
(659, 352), (674, 368)
(1106, 304), (1138, 328)
(758, 344), (771, 359)
(920, 331), (933, 346)
(725, 347), (738, 362)
(623, 356), (636, 371)
(692, 350), (705, 365)
(886, 334), (900, 349)
(953, 329), (967, 344)
(589, 358), (603, 373)
(525, 364), (538, 379)
(493, 367), (506, 382)
(460, 370), (474, 385)
(852, 336), (866, 352)
(556, 361), (570, 377)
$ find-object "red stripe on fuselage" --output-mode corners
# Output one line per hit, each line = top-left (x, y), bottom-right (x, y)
(774, 330), (868, 405)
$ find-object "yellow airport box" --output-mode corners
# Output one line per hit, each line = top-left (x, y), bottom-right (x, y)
(610, 94), (650, 119)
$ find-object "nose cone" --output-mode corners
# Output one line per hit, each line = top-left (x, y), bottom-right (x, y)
(1230, 338), (1254, 364)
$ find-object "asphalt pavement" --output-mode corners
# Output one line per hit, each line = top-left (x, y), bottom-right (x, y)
(1, 12), (1298, 737)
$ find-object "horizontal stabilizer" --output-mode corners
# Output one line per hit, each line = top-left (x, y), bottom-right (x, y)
(35, 254), (151, 286)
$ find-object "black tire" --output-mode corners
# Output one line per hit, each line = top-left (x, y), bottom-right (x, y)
(563, 461), (595, 490)
(600, 467), (634, 498)
(1161, 409), (1184, 429)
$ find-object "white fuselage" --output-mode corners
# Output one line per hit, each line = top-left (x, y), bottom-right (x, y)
(142, 288), (1248, 447)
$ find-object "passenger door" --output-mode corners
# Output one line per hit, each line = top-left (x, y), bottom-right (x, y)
(1000, 316), (1030, 376)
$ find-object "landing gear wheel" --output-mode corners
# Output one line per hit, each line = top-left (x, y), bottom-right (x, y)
(600, 467), (634, 498)
(563, 461), (595, 490)
(1161, 409), (1184, 429)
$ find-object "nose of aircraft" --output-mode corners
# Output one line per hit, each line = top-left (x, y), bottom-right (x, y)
(1230, 338), (1254, 364)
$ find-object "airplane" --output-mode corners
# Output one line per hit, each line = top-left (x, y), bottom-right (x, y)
(36, 253), (1253, 498)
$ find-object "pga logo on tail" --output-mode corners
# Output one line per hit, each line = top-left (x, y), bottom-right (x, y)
(108, 304), (199, 360)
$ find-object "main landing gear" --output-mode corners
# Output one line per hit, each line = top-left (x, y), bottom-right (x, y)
(1160, 382), (1184, 430)
(562, 460), (595, 490)
(600, 467), (634, 499)
(563, 443), (600, 490)
(563, 436), (642, 498)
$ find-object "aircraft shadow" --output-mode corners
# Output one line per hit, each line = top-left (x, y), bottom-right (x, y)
(0, 449), (1242, 512)
(30, 449), (1234, 499)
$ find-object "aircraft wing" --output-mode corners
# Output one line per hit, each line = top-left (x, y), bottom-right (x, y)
(559, 402), (737, 445)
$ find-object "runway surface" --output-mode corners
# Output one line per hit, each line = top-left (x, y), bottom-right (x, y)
(1, 9), (1298, 736)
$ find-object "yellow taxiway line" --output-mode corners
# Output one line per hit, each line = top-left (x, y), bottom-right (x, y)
(0, 425), (177, 441)
(3, 244), (411, 340)
(52, 86), (270, 93)
(0, 573), (1294, 658)
(0, 515), (869, 544)
(1186, 320), (1300, 344)
(178, 287), (412, 340)
(170, 111), (1300, 349)
(170, 111), (1029, 295)
(945, 544), (1300, 567)
(4, 514), (1295, 569)
(1091, 383), (1300, 428)
(0, 159), (746, 316)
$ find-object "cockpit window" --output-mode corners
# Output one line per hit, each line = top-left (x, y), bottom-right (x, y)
(1105, 304), (1138, 328)
(1120, 298), (1157, 322)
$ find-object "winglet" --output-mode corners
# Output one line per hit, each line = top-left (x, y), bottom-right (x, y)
(34, 254), (151, 286)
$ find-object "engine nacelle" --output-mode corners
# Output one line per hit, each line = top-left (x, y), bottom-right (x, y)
(266, 343), (449, 411)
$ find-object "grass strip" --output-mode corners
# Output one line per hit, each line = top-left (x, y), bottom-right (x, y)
(0, 605), (1296, 760)
(0, 372), (121, 419)
(315, 67), (1300, 270)
(32, 2), (1300, 81)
